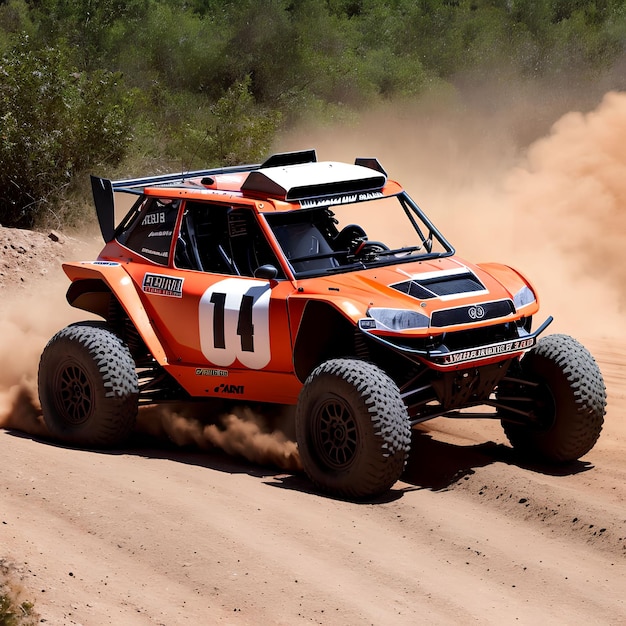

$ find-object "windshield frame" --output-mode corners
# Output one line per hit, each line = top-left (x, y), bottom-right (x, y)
(264, 190), (455, 279)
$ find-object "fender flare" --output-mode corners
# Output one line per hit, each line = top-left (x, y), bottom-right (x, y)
(292, 298), (362, 382)
(63, 262), (168, 365)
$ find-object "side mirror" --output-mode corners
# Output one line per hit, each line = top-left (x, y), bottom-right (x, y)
(254, 264), (279, 280)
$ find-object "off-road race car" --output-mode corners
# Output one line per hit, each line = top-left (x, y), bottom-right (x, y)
(38, 149), (607, 498)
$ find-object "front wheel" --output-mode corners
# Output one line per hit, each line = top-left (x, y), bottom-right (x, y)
(296, 359), (411, 499)
(38, 322), (139, 447)
(497, 334), (606, 462)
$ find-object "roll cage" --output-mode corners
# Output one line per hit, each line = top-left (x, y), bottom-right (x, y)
(91, 149), (455, 281)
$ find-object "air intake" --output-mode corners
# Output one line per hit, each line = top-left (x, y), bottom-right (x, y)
(241, 161), (386, 201)
(391, 272), (485, 300)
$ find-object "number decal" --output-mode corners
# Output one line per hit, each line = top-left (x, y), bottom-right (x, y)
(237, 294), (255, 353)
(209, 292), (227, 349)
(199, 279), (271, 369)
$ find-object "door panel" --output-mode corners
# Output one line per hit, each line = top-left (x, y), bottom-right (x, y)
(125, 264), (295, 373)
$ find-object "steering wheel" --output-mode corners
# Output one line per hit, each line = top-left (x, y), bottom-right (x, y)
(353, 239), (389, 258)
(333, 224), (367, 250)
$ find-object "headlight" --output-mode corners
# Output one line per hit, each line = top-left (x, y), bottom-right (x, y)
(513, 285), (536, 309)
(365, 307), (430, 331)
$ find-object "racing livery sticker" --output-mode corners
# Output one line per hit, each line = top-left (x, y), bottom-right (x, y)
(147, 230), (173, 238)
(141, 247), (169, 260)
(141, 211), (167, 226)
(300, 190), (383, 209)
(214, 383), (245, 394)
(142, 273), (184, 297)
(438, 337), (535, 366)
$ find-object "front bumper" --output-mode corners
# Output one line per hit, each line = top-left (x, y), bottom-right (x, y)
(358, 316), (553, 370)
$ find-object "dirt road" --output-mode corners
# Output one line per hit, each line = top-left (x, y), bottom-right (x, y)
(2, 91), (626, 624)
(1, 339), (624, 625)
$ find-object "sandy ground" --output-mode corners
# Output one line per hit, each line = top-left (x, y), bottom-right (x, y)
(0, 341), (624, 625)
(1, 91), (626, 624)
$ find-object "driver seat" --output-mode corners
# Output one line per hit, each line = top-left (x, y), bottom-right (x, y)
(273, 223), (338, 272)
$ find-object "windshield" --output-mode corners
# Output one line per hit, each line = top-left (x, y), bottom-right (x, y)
(265, 191), (454, 277)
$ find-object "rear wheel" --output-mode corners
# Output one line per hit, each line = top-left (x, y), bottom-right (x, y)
(497, 334), (606, 462)
(38, 322), (139, 447)
(296, 359), (411, 499)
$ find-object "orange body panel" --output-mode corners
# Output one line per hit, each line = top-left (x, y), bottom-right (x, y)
(122, 262), (297, 371)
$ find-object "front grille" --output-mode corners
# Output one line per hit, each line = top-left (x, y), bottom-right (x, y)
(431, 300), (515, 327)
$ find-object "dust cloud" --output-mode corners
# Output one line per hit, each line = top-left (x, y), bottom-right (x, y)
(278, 88), (626, 341)
(0, 278), (76, 437)
(137, 403), (302, 471)
(0, 229), (101, 435)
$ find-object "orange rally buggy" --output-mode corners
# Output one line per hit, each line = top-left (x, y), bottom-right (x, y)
(38, 150), (607, 498)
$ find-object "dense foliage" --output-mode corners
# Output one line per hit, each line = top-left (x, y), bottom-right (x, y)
(0, 36), (133, 227)
(0, 0), (625, 227)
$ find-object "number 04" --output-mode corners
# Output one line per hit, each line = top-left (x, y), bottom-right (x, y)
(199, 278), (272, 369)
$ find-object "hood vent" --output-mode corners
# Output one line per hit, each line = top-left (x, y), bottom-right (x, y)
(391, 272), (485, 300)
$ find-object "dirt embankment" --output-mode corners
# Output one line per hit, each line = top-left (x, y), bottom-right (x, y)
(0, 227), (67, 289)
(1, 91), (625, 624)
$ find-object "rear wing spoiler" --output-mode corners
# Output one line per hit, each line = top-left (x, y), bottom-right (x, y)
(90, 163), (264, 243)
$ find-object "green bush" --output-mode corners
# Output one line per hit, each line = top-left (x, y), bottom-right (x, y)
(0, 0), (35, 55)
(163, 76), (282, 168)
(0, 592), (37, 626)
(0, 37), (135, 228)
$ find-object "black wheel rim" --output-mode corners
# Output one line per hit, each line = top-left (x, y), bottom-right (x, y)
(311, 396), (359, 471)
(55, 362), (93, 425)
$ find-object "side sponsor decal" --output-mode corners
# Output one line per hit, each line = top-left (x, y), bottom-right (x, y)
(141, 211), (166, 226)
(142, 273), (184, 297)
(141, 247), (169, 259)
(214, 383), (245, 395)
(147, 230), (173, 238)
(195, 368), (229, 377)
(199, 278), (271, 369)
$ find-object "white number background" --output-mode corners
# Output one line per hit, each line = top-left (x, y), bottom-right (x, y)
(199, 278), (272, 369)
